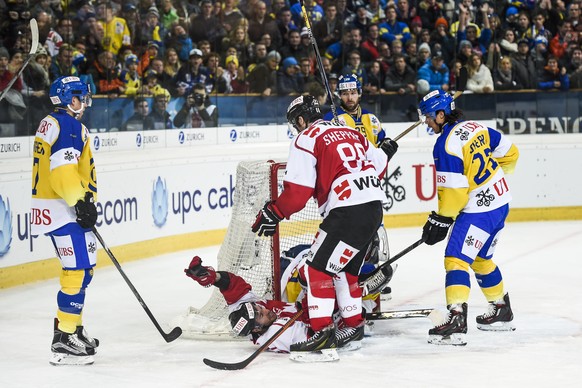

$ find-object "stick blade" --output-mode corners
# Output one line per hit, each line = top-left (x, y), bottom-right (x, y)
(164, 327), (183, 342)
(203, 357), (249, 371)
(29, 18), (39, 54)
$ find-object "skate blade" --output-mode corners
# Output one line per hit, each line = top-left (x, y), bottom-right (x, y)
(477, 321), (516, 332)
(338, 340), (362, 352)
(289, 348), (340, 363)
(428, 333), (467, 346)
(49, 352), (94, 366)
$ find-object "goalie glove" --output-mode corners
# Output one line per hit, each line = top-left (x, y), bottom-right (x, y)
(184, 256), (217, 287)
(422, 211), (454, 245)
(251, 201), (284, 237)
(74, 192), (97, 229)
(379, 138), (398, 162)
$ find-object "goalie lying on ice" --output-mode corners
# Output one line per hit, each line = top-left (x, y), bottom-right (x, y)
(184, 248), (393, 357)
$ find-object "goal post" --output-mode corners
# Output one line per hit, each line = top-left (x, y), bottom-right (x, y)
(173, 160), (321, 338)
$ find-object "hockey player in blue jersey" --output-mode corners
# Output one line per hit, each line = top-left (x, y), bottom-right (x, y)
(418, 90), (519, 346)
(31, 76), (99, 365)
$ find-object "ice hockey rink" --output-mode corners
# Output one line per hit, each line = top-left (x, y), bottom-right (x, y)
(1, 221), (581, 388)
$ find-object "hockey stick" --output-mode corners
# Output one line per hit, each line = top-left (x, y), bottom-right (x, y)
(0, 18), (39, 102)
(91, 227), (182, 343)
(366, 308), (433, 320)
(392, 90), (464, 142)
(299, 0), (339, 124)
(203, 308), (304, 370)
(360, 237), (426, 287)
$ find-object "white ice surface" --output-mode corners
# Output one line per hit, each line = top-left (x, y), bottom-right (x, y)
(1, 221), (581, 387)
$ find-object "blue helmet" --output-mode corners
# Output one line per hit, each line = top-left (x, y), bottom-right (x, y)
(418, 90), (455, 119)
(49, 76), (91, 108)
(337, 74), (362, 96)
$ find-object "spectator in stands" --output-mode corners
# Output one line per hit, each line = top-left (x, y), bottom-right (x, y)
(221, 55), (247, 93)
(298, 57), (317, 89)
(218, 0), (244, 35)
(222, 25), (255, 68)
(280, 29), (308, 62)
(57, 18), (75, 45)
(395, 0), (416, 26)
(277, 56), (303, 95)
(174, 48), (211, 97)
(84, 16), (106, 67)
(163, 48), (181, 80)
(417, 42), (431, 67)
(205, 51), (227, 93)
(173, 83), (218, 128)
(145, 88), (173, 130)
(361, 24), (381, 61)
(456, 2), (492, 58)
(341, 50), (368, 87)
(313, 2), (342, 51)
(514, 11), (532, 43)
(275, 6), (297, 46)
(248, 1), (282, 48)
(531, 12), (553, 45)
(159, 0), (179, 31)
(190, 0), (226, 53)
(198, 40), (213, 57)
(164, 23), (193, 63)
(416, 53), (449, 94)
(465, 53), (494, 93)
(566, 46), (582, 75)
(379, 5), (411, 45)
(457, 39), (473, 66)
(493, 56), (523, 91)
(550, 19), (576, 61)
(537, 55), (570, 91)
(138, 41), (161, 78)
(49, 43), (78, 82)
(384, 54), (416, 95)
(250, 42), (268, 66)
(88, 50), (125, 97)
(348, 5), (372, 39)
(409, 16), (424, 42)
(96, 1), (131, 55)
(376, 41), (392, 73)
(449, 58), (467, 91)
(511, 38), (538, 89)
(120, 54), (142, 96)
(247, 49), (280, 95)
(431, 17), (455, 66)
(404, 40), (419, 69)
(363, 60), (385, 95)
(532, 36), (550, 76)
(121, 97), (153, 131)
(417, 0), (444, 30)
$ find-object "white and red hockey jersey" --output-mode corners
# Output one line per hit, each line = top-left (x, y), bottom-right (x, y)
(221, 272), (309, 353)
(275, 119), (388, 218)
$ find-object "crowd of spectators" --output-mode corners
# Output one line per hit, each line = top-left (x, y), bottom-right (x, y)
(1, 0), (582, 133)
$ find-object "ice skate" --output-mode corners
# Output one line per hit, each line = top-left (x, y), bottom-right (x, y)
(476, 293), (516, 332)
(289, 325), (339, 362)
(428, 303), (468, 346)
(50, 326), (95, 366)
(54, 318), (99, 352)
(336, 325), (364, 351)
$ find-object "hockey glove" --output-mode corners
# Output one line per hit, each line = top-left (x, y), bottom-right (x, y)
(251, 201), (284, 237)
(422, 211), (454, 245)
(379, 138), (399, 162)
(184, 256), (217, 287)
(74, 192), (97, 229)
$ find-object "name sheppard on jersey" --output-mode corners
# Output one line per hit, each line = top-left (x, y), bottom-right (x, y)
(322, 129), (360, 145)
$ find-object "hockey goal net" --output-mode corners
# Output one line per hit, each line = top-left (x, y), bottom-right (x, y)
(173, 160), (321, 338)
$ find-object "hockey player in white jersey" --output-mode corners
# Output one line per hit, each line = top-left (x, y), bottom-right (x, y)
(417, 90), (519, 346)
(31, 76), (99, 365)
(251, 95), (395, 361)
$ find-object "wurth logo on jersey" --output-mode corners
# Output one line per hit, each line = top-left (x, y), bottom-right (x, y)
(339, 248), (354, 265)
(333, 180), (351, 200)
(352, 176), (381, 190)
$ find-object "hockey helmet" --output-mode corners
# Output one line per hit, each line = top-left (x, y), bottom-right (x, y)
(228, 302), (259, 336)
(418, 89), (454, 121)
(337, 74), (362, 96)
(49, 76), (92, 108)
(286, 95), (323, 131)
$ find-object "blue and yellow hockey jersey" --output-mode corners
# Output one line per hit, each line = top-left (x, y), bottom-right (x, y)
(433, 120), (519, 218)
(31, 110), (97, 235)
(324, 106), (386, 146)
